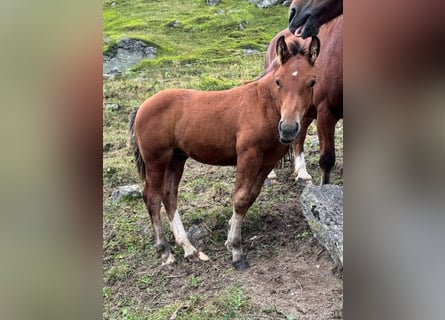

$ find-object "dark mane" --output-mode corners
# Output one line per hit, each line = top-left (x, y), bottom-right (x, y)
(243, 39), (307, 85)
(288, 40), (306, 56)
(267, 40), (307, 74)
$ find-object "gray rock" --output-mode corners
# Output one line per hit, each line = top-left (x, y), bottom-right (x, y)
(111, 184), (142, 202)
(205, 0), (221, 5)
(187, 224), (210, 249)
(103, 38), (157, 75)
(104, 103), (120, 111)
(248, 0), (290, 8)
(103, 142), (112, 152)
(110, 66), (122, 74)
(118, 38), (152, 53)
(300, 184), (343, 266)
(242, 48), (260, 55)
(103, 66), (122, 79)
(166, 20), (180, 28)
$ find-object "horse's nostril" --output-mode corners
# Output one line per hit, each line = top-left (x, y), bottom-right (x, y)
(279, 121), (299, 133)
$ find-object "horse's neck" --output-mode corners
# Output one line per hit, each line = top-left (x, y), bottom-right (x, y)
(248, 81), (281, 119)
(322, 13), (342, 33)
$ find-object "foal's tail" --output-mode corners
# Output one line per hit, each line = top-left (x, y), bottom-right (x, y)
(128, 109), (146, 180)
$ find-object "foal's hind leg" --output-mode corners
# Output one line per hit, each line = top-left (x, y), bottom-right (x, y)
(317, 106), (338, 185)
(162, 156), (209, 261)
(143, 159), (176, 265)
(293, 117), (313, 182)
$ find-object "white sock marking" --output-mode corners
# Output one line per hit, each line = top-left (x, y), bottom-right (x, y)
(226, 210), (244, 262)
(294, 152), (312, 181)
(170, 210), (197, 257)
(267, 169), (277, 179)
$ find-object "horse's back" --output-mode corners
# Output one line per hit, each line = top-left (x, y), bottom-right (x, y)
(134, 87), (243, 165)
(134, 89), (190, 153)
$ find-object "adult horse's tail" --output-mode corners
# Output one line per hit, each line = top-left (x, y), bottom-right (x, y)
(128, 109), (146, 180)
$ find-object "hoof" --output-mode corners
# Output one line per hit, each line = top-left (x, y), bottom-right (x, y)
(183, 247), (198, 258)
(232, 255), (250, 270)
(295, 177), (313, 187)
(295, 169), (312, 182)
(185, 250), (210, 262)
(198, 251), (210, 261)
(161, 251), (176, 266)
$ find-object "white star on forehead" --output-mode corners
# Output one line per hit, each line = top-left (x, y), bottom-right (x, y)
(292, 71), (298, 76)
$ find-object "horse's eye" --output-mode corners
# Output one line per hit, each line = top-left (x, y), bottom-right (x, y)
(309, 78), (316, 87)
(275, 78), (281, 88)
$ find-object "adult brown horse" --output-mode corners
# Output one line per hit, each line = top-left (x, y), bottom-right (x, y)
(288, 0), (342, 38)
(129, 37), (320, 269)
(266, 15), (342, 185)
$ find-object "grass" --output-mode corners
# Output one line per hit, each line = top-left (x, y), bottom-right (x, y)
(103, 0), (343, 319)
(103, 0), (289, 64)
(104, 285), (249, 320)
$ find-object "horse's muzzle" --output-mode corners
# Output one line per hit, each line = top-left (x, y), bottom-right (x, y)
(278, 120), (299, 144)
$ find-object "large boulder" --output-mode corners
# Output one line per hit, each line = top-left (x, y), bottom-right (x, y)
(103, 37), (157, 76)
(300, 184), (343, 266)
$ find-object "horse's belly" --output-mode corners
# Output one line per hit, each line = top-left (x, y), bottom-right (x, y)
(179, 141), (237, 166)
(190, 152), (237, 166)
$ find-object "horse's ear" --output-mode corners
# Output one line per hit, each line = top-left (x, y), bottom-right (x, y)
(308, 36), (320, 65)
(276, 36), (291, 65)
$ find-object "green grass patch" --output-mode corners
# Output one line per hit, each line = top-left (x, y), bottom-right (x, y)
(104, 0), (288, 75)
(142, 286), (248, 320)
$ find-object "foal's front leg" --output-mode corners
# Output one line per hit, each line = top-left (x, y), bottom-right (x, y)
(226, 156), (274, 269)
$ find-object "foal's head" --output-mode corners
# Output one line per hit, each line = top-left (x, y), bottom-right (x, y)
(270, 35), (320, 144)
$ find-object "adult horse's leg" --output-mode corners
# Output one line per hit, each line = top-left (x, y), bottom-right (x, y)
(267, 118), (313, 184)
(162, 155), (209, 261)
(227, 152), (273, 269)
(293, 116), (313, 182)
(317, 105), (337, 185)
(143, 156), (176, 265)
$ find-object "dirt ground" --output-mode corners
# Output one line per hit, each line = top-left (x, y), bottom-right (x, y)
(104, 148), (343, 319)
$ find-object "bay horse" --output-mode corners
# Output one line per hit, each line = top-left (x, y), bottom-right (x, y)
(288, 0), (342, 38)
(267, 15), (342, 185)
(129, 36), (320, 269)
